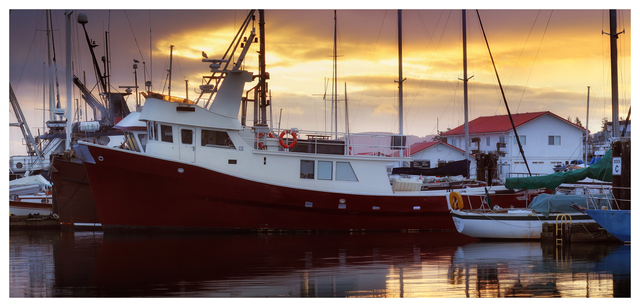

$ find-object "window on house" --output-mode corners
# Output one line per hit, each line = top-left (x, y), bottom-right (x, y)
(548, 135), (561, 145)
(160, 125), (173, 143)
(518, 135), (526, 145)
(300, 160), (315, 179)
(336, 162), (358, 181)
(318, 161), (333, 180)
(201, 129), (235, 148)
(451, 139), (457, 147)
(499, 136), (506, 144)
(486, 137), (490, 146)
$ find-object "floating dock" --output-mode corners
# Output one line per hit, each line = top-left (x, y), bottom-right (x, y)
(541, 222), (620, 245)
(10, 215), (61, 230)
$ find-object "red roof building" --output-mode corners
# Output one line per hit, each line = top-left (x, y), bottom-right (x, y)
(439, 111), (587, 178)
(441, 111), (585, 136)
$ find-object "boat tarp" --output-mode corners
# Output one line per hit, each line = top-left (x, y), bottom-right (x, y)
(392, 159), (469, 177)
(529, 193), (614, 217)
(505, 149), (612, 190)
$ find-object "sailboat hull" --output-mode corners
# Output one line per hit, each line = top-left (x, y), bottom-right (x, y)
(451, 209), (594, 239)
(585, 209), (630, 242)
(82, 144), (456, 232)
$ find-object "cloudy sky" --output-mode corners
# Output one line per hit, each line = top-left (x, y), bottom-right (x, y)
(6, 4), (633, 156)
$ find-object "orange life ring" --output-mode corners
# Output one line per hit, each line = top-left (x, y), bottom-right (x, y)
(257, 132), (274, 149)
(279, 130), (298, 149)
(449, 192), (464, 210)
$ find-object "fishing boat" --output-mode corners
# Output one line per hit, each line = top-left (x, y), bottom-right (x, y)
(68, 11), (435, 232)
(46, 11), (149, 229)
(75, 11), (550, 232)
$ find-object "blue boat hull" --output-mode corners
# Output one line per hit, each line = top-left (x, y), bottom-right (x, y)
(585, 209), (630, 242)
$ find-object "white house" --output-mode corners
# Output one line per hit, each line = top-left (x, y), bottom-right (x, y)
(441, 111), (587, 179)
(408, 141), (477, 178)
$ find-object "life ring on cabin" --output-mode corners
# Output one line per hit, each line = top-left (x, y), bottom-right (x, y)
(279, 130), (298, 149)
(257, 132), (275, 149)
(449, 192), (464, 210)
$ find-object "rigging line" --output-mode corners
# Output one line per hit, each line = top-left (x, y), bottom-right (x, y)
(14, 11), (46, 90)
(124, 10), (147, 64)
(352, 10), (387, 128)
(516, 11), (554, 113)
(512, 10), (543, 113)
(407, 10), (451, 133)
(616, 11), (629, 112)
(476, 9), (531, 176)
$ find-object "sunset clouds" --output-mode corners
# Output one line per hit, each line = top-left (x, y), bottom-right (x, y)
(8, 8), (632, 156)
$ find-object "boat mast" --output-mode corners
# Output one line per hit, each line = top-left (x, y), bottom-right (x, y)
(331, 10), (338, 139)
(258, 9), (268, 125)
(461, 9), (472, 178)
(397, 10), (404, 138)
(168, 45), (174, 97)
(608, 9), (621, 138)
(396, 10), (406, 157)
(65, 10), (73, 151)
(585, 86), (590, 164)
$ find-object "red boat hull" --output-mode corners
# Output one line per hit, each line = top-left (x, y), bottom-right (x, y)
(82, 145), (457, 232)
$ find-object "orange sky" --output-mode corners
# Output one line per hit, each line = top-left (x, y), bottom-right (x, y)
(6, 6), (633, 156)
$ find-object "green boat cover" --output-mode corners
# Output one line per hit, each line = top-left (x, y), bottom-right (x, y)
(529, 193), (614, 217)
(505, 149), (612, 190)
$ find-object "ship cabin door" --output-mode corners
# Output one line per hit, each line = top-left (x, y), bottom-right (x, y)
(179, 126), (196, 163)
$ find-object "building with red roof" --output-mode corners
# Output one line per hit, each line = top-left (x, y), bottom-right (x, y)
(440, 111), (587, 179)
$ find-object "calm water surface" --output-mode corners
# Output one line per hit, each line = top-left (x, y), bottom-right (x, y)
(9, 230), (630, 297)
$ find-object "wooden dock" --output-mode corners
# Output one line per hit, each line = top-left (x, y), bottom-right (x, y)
(10, 214), (61, 230)
(541, 222), (619, 245)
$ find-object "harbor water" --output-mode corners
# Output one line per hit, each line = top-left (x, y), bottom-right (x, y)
(9, 230), (630, 298)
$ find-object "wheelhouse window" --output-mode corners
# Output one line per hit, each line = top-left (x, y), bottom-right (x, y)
(181, 129), (193, 144)
(138, 134), (148, 151)
(336, 162), (358, 181)
(160, 125), (173, 143)
(147, 121), (159, 140)
(548, 135), (561, 145)
(201, 129), (235, 149)
(300, 160), (314, 179)
(147, 121), (154, 140)
(318, 161), (333, 180)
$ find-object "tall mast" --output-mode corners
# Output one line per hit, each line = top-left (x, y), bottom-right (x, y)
(462, 9), (471, 178)
(258, 9), (267, 125)
(45, 11), (55, 121)
(585, 86), (590, 163)
(331, 10), (338, 139)
(397, 10), (404, 137)
(609, 9), (620, 138)
(65, 10), (73, 151)
(168, 45), (174, 97)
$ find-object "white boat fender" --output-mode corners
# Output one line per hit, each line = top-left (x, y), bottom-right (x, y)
(449, 192), (464, 210)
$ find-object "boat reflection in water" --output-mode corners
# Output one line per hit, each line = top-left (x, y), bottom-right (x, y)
(10, 231), (629, 297)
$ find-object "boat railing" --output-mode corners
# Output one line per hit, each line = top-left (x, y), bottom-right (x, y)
(583, 186), (629, 210)
(252, 127), (409, 157)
